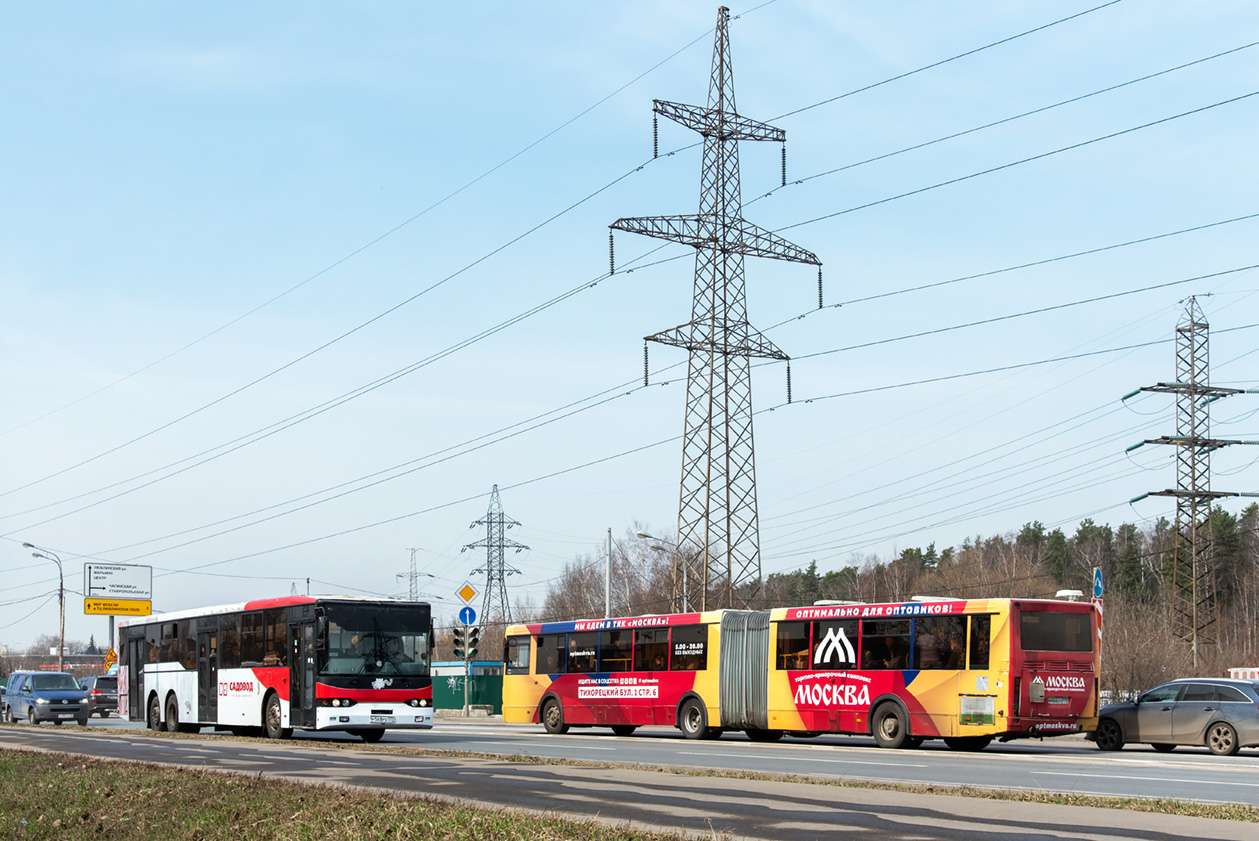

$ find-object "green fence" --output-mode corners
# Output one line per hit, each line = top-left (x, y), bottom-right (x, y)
(432, 674), (503, 714)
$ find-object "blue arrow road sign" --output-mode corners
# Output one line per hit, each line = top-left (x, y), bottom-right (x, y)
(459, 606), (477, 626)
(1093, 567), (1103, 599)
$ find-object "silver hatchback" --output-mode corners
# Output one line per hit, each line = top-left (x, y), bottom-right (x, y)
(1091, 678), (1259, 756)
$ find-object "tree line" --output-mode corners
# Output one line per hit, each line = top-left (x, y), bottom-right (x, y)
(529, 506), (1259, 697)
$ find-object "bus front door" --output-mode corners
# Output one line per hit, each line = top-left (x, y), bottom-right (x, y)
(197, 631), (218, 724)
(289, 621), (317, 729)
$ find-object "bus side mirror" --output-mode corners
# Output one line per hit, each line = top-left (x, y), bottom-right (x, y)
(314, 617), (328, 650)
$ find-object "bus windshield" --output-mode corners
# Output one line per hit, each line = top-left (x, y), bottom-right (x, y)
(319, 603), (430, 677)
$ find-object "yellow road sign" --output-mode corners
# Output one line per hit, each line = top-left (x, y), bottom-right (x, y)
(84, 598), (152, 616)
(457, 582), (478, 604)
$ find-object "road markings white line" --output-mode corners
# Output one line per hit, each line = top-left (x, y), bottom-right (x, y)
(677, 752), (926, 767)
(1039, 771), (1259, 788)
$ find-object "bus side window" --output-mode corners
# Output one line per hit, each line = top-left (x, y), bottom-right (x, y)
(505, 636), (531, 675)
(861, 619), (910, 669)
(670, 624), (707, 671)
(220, 615), (241, 669)
(969, 615), (991, 670)
(811, 619), (858, 669)
(598, 630), (632, 672)
(566, 632), (598, 674)
(535, 634), (564, 675)
(775, 621), (809, 670)
(633, 629), (669, 671)
(914, 615), (963, 670)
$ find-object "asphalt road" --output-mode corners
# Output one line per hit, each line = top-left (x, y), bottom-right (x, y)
(3, 717), (1258, 839)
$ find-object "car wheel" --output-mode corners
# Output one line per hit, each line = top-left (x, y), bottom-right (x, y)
(1151, 743), (1175, 753)
(263, 693), (291, 740)
(1207, 722), (1240, 757)
(148, 695), (169, 732)
(28, 707), (40, 726)
(678, 699), (710, 740)
(944, 736), (993, 751)
(610, 725), (637, 737)
(1094, 717), (1124, 751)
(541, 699), (569, 735)
(872, 703), (912, 749)
(100, 711), (110, 719)
(76, 718), (88, 727)
(3, 705), (14, 724)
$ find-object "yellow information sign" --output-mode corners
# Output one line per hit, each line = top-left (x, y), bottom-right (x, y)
(84, 598), (152, 616)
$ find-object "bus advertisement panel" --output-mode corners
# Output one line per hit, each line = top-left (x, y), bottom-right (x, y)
(503, 598), (1098, 750)
(119, 596), (433, 742)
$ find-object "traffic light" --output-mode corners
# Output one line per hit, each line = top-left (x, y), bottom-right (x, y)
(454, 626), (480, 660)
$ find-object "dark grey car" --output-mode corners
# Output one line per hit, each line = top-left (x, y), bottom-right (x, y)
(1091, 678), (1259, 756)
(80, 675), (118, 718)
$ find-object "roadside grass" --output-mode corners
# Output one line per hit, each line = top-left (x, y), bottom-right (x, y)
(5, 723), (1258, 825)
(0, 750), (704, 841)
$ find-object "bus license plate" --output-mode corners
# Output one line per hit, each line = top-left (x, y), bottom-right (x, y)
(1048, 696), (1069, 705)
(369, 715), (395, 724)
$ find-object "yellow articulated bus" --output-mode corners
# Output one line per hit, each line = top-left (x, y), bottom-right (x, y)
(503, 597), (1099, 750)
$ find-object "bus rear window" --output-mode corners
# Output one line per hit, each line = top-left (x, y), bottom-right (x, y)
(1020, 611), (1092, 652)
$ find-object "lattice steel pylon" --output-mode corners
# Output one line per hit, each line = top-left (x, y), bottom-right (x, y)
(1133, 297), (1245, 667)
(462, 484), (527, 624)
(610, 6), (821, 610)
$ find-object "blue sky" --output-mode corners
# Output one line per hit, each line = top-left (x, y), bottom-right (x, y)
(2, 1), (1257, 650)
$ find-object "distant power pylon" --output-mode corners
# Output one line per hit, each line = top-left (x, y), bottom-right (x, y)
(1128, 296), (1254, 667)
(400, 548), (422, 600)
(462, 485), (527, 624)
(610, 6), (821, 610)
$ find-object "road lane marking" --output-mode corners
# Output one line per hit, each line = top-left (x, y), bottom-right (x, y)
(677, 751), (926, 767)
(1039, 771), (1259, 788)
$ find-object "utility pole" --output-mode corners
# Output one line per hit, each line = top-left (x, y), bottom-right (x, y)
(610, 6), (822, 610)
(1127, 297), (1257, 668)
(463, 485), (527, 624)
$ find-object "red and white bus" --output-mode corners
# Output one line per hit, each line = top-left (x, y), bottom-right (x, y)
(119, 596), (433, 742)
(503, 597), (1099, 750)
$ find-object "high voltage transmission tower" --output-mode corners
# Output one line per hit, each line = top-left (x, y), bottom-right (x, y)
(610, 6), (821, 610)
(399, 548), (422, 600)
(1127, 296), (1257, 668)
(462, 484), (527, 624)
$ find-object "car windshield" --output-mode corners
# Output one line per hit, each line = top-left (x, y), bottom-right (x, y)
(318, 603), (431, 678)
(32, 674), (81, 691)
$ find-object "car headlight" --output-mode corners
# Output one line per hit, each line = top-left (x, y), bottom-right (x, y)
(79, 698), (89, 704)
(35, 698), (49, 705)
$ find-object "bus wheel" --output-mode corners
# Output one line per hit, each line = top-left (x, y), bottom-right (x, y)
(165, 696), (182, 733)
(263, 693), (292, 740)
(611, 725), (637, 737)
(679, 699), (711, 740)
(147, 696), (165, 732)
(872, 704), (911, 749)
(745, 729), (783, 742)
(943, 736), (991, 751)
(541, 699), (569, 735)
(356, 729), (385, 743)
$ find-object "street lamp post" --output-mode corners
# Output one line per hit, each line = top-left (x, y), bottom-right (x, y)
(636, 532), (686, 612)
(22, 543), (64, 672)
